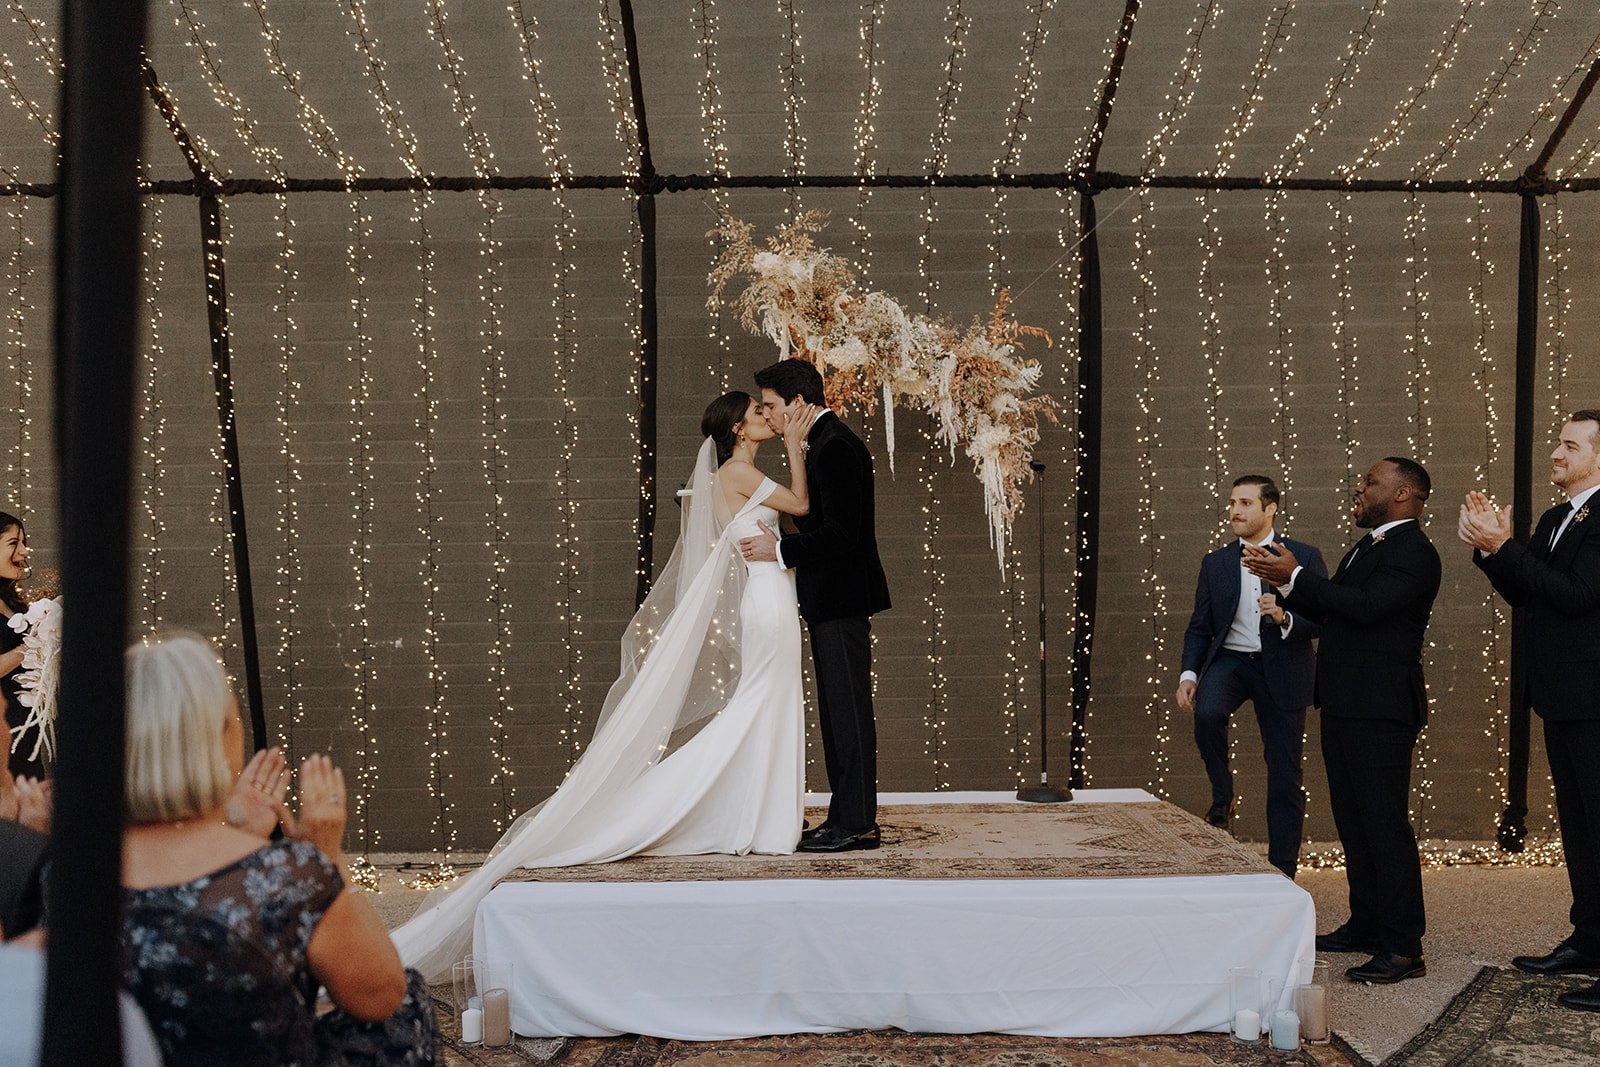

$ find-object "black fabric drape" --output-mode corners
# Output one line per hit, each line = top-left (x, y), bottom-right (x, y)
(1069, 193), (1103, 789)
(1499, 193), (1540, 852)
(44, 0), (148, 1063)
(200, 195), (268, 750)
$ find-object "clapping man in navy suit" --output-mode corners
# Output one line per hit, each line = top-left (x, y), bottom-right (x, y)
(1178, 475), (1325, 879)
(1462, 411), (1600, 1012)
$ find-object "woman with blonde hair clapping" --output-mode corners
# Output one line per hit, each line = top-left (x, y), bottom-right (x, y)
(118, 632), (436, 1067)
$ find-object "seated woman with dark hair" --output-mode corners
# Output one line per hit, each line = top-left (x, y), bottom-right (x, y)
(118, 633), (437, 1067)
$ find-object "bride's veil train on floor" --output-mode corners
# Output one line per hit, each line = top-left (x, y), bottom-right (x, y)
(391, 438), (764, 979)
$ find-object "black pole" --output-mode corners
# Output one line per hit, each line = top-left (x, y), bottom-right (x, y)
(199, 194), (268, 750)
(1499, 192), (1540, 852)
(44, 0), (147, 1063)
(1019, 460), (1069, 802)
(1068, 193), (1103, 790)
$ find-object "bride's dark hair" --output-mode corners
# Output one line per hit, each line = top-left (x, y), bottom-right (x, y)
(702, 391), (752, 466)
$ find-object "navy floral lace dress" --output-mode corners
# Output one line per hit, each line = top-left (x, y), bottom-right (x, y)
(119, 840), (437, 1067)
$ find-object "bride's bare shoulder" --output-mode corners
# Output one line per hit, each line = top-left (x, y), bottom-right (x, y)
(717, 459), (762, 492)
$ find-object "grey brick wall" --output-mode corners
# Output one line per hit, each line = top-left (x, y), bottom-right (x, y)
(0, 2), (1595, 850)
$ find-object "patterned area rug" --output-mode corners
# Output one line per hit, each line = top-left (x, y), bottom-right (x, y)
(498, 801), (1277, 884)
(435, 1024), (1364, 1066)
(1384, 966), (1600, 1066)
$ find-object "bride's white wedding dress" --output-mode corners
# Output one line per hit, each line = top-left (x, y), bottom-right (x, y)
(392, 440), (804, 979)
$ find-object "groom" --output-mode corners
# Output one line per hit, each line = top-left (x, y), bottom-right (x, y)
(740, 358), (891, 852)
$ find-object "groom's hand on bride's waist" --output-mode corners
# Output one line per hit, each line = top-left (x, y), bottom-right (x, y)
(739, 522), (779, 563)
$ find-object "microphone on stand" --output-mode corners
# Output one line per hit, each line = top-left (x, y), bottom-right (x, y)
(1018, 459), (1071, 803)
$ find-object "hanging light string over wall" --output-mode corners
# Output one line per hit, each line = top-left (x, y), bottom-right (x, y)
(5, 190), (31, 520)
(848, 0), (884, 280)
(0, 1), (52, 520)
(1192, 1), (1294, 810)
(1333, 0), (1500, 839)
(987, 0), (1054, 785)
(511, 0), (587, 769)
(1458, 15), (1586, 829)
(691, 0), (734, 390)
(778, 0), (806, 218)
(597, 0), (646, 646)
(913, 0), (967, 791)
(1129, 0), (1221, 800)
(1197, 0), (1292, 528)
(242, 0), (316, 769)
(423, 0), (521, 829)
(171, 0), (292, 671)
(318, 0), (457, 867)
(137, 199), (169, 637)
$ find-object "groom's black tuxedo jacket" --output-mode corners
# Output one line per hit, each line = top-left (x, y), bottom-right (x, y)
(1475, 498), (1600, 722)
(779, 413), (891, 624)
(1282, 520), (1441, 727)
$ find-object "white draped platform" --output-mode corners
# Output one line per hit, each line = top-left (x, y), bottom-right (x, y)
(470, 789), (1316, 1040)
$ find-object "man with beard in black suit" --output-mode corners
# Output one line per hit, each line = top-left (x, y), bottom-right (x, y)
(1244, 457), (1441, 985)
(1462, 410), (1600, 1013)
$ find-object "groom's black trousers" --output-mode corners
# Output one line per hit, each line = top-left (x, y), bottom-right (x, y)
(809, 616), (877, 830)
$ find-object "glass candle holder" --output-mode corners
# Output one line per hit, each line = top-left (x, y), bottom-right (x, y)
(1228, 967), (1262, 1043)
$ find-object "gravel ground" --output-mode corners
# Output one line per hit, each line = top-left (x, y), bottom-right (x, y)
(360, 849), (1579, 1064)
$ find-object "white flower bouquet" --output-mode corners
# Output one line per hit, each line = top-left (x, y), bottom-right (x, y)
(9, 596), (60, 763)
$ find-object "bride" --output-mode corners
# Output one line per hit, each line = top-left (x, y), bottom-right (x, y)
(392, 390), (819, 979)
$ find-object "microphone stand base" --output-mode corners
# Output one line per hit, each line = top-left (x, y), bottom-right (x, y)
(1016, 783), (1072, 804)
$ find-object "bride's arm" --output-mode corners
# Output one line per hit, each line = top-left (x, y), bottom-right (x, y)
(761, 405), (818, 517)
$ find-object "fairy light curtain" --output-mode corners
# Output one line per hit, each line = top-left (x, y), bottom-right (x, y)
(0, 0), (1596, 859)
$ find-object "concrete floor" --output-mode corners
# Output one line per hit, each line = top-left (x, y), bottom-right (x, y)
(363, 850), (1580, 1064)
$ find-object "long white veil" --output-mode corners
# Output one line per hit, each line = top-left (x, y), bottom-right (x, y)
(391, 438), (751, 980)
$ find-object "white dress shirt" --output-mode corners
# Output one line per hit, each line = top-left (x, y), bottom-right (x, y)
(1180, 532), (1294, 685)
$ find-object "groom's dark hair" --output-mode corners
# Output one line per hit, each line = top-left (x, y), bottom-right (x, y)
(754, 359), (826, 407)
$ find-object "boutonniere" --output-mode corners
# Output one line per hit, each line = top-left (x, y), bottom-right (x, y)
(1575, 505), (1590, 525)
(1370, 533), (1386, 544)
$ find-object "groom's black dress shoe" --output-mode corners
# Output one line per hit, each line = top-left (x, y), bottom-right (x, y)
(1513, 941), (1600, 976)
(800, 821), (833, 843)
(796, 825), (880, 853)
(1558, 981), (1600, 1012)
(1315, 925), (1382, 955)
(1345, 952), (1425, 984)
(1205, 798), (1237, 831)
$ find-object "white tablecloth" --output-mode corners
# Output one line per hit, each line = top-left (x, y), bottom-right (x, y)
(472, 790), (1317, 1039)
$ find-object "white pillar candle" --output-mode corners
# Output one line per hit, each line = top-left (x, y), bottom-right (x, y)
(1232, 1008), (1260, 1041)
(1270, 1010), (1301, 1051)
(460, 1008), (483, 1044)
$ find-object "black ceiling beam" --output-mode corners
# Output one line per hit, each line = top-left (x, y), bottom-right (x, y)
(1079, 0), (1141, 175)
(1523, 50), (1600, 183)
(9, 168), (1600, 199)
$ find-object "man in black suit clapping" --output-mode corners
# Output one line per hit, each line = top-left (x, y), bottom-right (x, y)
(1462, 411), (1600, 1013)
(1244, 457), (1441, 985)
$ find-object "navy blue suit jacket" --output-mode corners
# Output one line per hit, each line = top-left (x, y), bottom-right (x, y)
(1181, 536), (1326, 711)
